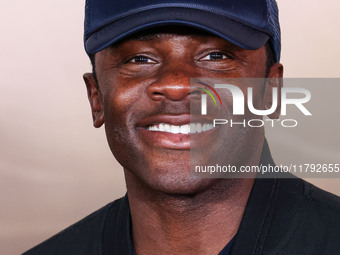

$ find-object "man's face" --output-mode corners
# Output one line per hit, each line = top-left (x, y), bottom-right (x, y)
(84, 27), (282, 194)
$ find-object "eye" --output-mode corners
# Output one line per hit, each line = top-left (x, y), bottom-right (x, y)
(129, 56), (157, 64)
(200, 52), (228, 61)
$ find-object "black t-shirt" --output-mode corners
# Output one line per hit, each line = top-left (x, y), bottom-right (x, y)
(103, 201), (235, 255)
(23, 141), (340, 255)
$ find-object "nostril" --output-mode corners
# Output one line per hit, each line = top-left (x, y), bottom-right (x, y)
(148, 90), (164, 101)
(190, 90), (201, 95)
(147, 83), (191, 101)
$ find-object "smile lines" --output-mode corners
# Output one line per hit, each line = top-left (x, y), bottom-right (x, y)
(146, 123), (214, 134)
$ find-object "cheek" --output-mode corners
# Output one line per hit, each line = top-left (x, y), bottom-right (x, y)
(100, 78), (154, 167)
(245, 83), (266, 114)
(100, 82), (137, 150)
(102, 77), (145, 123)
(241, 50), (267, 78)
(102, 92), (143, 173)
(231, 80), (266, 118)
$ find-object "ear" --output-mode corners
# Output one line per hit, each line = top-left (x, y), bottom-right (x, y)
(264, 63), (284, 119)
(83, 73), (104, 128)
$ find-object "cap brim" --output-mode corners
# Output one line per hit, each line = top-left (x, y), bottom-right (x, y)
(85, 7), (270, 55)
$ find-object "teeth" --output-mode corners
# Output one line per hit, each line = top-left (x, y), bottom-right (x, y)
(180, 125), (189, 134)
(159, 123), (165, 132)
(149, 125), (158, 131)
(164, 124), (171, 132)
(196, 123), (202, 133)
(146, 123), (214, 134)
(171, 125), (180, 134)
(190, 123), (196, 133)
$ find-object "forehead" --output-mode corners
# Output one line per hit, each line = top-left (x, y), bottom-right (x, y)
(106, 26), (243, 50)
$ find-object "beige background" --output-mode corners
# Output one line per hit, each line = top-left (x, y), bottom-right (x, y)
(0, 1), (339, 254)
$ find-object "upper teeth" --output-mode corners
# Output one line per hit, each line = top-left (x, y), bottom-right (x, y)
(147, 123), (214, 134)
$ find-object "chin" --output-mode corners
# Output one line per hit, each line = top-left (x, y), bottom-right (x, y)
(144, 169), (218, 195)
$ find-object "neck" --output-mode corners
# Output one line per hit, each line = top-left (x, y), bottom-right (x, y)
(125, 172), (254, 255)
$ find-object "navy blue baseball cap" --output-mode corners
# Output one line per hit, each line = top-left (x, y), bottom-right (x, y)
(84, 0), (281, 62)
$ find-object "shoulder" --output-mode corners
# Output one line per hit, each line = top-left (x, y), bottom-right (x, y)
(23, 197), (126, 255)
(272, 177), (340, 254)
(294, 177), (340, 233)
(302, 179), (340, 212)
(278, 176), (340, 216)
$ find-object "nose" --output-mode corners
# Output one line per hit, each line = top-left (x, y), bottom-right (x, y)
(147, 69), (191, 102)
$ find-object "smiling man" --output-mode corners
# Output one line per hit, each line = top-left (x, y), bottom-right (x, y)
(24, 0), (340, 255)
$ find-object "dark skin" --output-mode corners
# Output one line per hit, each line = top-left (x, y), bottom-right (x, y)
(84, 27), (283, 255)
